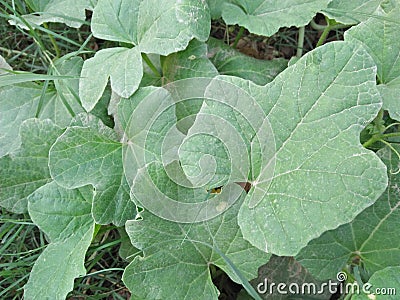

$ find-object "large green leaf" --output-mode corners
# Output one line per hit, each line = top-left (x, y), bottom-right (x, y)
(81, 0), (211, 110)
(323, 0), (383, 24)
(221, 0), (331, 36)
(238, 41), (387, 256)
(345, 4), (400, 120)
(13, 0), (94, 28)
(351, 266), (400, 300)
(0, 119), (63, 213)
(49, 115), (135, 225)
(123, 198), (269, 300)
(207, 37), (287, 85)
(296, 145), (400, 280)
(24, 182), (94, 300)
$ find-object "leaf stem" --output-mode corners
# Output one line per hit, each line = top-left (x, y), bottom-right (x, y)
(316, 24), (331, 47)
(362, 129), (400, 148)
(316, 17), (350, 47)
(296, 26), (305, 57)
(232, 26), (244, 48)
(141, 53), (161, 77)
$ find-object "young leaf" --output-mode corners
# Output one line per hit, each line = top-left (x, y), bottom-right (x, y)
(238, 41), (387, 256)
(296, 145), (400, 280)
(10, 0), (93, 28)
(123, 198), (269, 300)
(345, 4), (400, 120)
(49, 115), (136, 226)
(24, 182), (94, 300)
(207, 37), (287, 86)
(221, 0), (331, 36)
(79, 47), (142, 112)
(80, 0), (211, 110)
(0, 119), (63, 213)
(0, 84), (43, 157)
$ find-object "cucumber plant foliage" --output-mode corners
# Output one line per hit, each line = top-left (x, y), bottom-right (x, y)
(1, 0), (400, 299)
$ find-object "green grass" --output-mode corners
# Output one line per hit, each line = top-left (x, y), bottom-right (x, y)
(0, 209), (46, 299)
(0, 210), (130, 300)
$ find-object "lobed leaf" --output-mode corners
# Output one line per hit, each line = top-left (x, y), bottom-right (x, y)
(49, 115), (136, 225)
(221, 0), (331, 36)
(345, 3), (400, 120)
(238, 41), (387, 256)
(296, 145), (400, 280)
(79, 47), (142, 112)
(82, 0), (211, 110)
(24, 182), (94, 300)
(123, 198), (269, 300)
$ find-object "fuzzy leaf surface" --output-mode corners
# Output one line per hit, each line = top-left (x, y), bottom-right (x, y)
(163, 39), (218, 82)
(12, 0), (94, 28)
(82, 0), (211, 109)
(49, 116), (135, 225)
(323, 0), (383, 24)
(296, 145), (399, 280)
(123, 198), (269, 300)
(0, 84), (80, 156)
(238, 41), (387, 256)
(79, 47), (142, 112)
